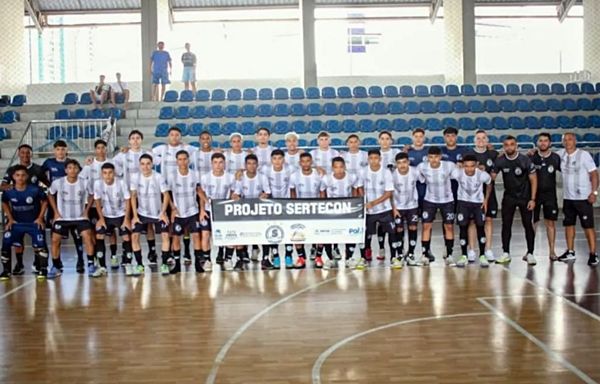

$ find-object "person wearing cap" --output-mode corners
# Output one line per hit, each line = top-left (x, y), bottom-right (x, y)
(225, 133), (248, 176)
(284, 132), (304, 169)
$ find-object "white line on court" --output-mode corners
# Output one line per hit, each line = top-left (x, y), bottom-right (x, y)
(478, 298), (597, 384)
(478, 292), (600, 300)
(205, 273), (344, 384)
(310, 312), (490, 384)
(0, 278), (37, 301)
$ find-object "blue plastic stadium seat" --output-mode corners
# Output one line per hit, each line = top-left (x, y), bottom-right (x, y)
(196, 90), (210, 101)
(322, 102), (338, 116)
(551, 133), (563, 144)
(573, 115), (590, 128)
(63, 93), (78, 105)
(331, 138), (343, 147)
(66, 125), (80, 140)
(240, 122), (255, 136)
(273, 121), (289, 135)
(577, 98), (594, 111)
(491, 84), (506, 96)
(163, 90), (178, 102)
(524, 116), (540, 129)
(399, 86), (414, 97)
(362, 137), (378, 147)
(238, 104), (255, 118)
(206, 122), (220, 136)
(375, 119), (391, 131)
(227, 89), (241, 101)
(191, 105), (207, 119)
(466, 136), (475, 145)
(79, 93), (92, 105)
(492, 117), (508, 130)
(353, 86), (368, 98)
(499, 99), (516, 113)
(384, 86), (399, 98)
(536, 83), (551, 95)
(431, 136), (445, 145)
(273, 104), (290, 117)
(290, 87), (305, 100)
(581, 82), (596, 95)
(420, 101), (436, 114)
(274, 88), (289, 100)
(308, 120), (323, 134)
(72, 108), (87, 119)
(591, 115), (600, 128)
(415, 85), (429, 97)
(474, 117), (491, 131)
(325, 120), (341, 133)
(562, 98), (578, 112)
(372, 102), (387, 115)
(175, 123), (188, 136)
(467, 100), (484, 113)
(388, 101), (403, 114)
(274, 139), (286, 148)
(242, 140), (254, 149)
(446, 85), (460, 96)
(508, 117), (525, 130)
(338, 87), (352, 99)
(583, 133), (600, 147)
(259, 88), (273, 100)
(211, 89), (226, 101)
(306, 87), (320, 99)
(551, 83), (566, 95)
(243, 88), (258, 101)
(368, 86), (383, 98)
(521, 83), (536, 95)
(341, 120), (358, 133)
(442, 117), (458, 129)
(461, 84), (476, 96)
(515, 99), (531, 113)
(540, 116), (558, 129)
(306, 103), (323, 116)
(484, 100), (501, 113)
(159, 106), (174, 120)
(516, 134), (533, 148)
(409, 118), (424, 130)
(397, 137), (412, 146)
(207, 105), (223, 118)
(322, 86), (336, 99)
(436, 101), (452, 114)
(290, 103), (306, 117)
(566, 83), (581, 95)
(392, 118), (409, 132)
(594, 98), (600, 110)
(430, 85), (445, 97)
(188, 122), (204, 136)
(530, 99), (547, 112)
(257, 104), (273, 117)
(179, 90), (194, 102)
(47, 126), (64, 140)
(452, 100), (468, 114)
(291, 120), (308, 134)
(425, 118), (442, 131)
(404, 101), (420, 114)
(340, 102), (356, 116)
(55, 109), (70, 120)
(458, 117), (475, 131)
(175, 106), (191, 119)
(356, 102), (371, 115)
(506, 84), (521, 96)
(224, 105), (240, 118)
(557, 115), (574, 129)
(546, 98), (563, 112)
(358, 119), (375, 132)
(82, 125), (101, 139)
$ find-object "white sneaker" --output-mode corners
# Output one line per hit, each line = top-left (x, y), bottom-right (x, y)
(332, 247), (342, 260)
(445, 255), (456, 266)
(467, 249), (477, 263)
(497, 252), (512, 264)
(485, 249), (495, 263)
(391, 257), (403, 269)
(421, 254), (430, 266)
(479, 255), (490, 268)
(203, 260), (213, 272)
(92, 266), (107, 278)
(345, 257), (358, 269)
(124, 264), (133, 276)
(523, 253), (537, 266)
(251, 248), (260, 261)
(323, 258), (333, 270)
(405, 254), (419, 267)
(223, 259), (234, 271)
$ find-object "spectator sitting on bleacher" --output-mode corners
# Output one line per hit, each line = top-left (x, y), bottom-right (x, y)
(110, 72), (130, 109)
(1, 144), (49, 191)
(90, 75), (111, 106)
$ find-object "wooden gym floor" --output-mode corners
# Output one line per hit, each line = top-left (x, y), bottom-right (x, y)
(0, 215), (599, 384)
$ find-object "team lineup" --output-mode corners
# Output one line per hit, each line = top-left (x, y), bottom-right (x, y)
(0, 125), (598, 280)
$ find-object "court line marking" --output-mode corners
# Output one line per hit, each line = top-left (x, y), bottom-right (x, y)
(311, 312), (490, 384)
(205, 273), (344, 384)
(478, 293), (600, 300)
(0, 278), (37, 301)
(478, 298), (597, 384)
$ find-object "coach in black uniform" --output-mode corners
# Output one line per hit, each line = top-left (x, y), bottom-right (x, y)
(530, 133), (561, 261)
(492, 135), (538, 266)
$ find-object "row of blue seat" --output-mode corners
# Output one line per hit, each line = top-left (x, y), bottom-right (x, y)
(0, 127), (11, 140)
(0, 95), (26, 107)
(62, 92), (126, 106)
(155, 82), (600, 103)
(154, 115), (600, 138)
(55, 108), (123, 120)
(0, 111), (19, 124)
(46, 125), (103, 140)
(157, 98), (600, 119)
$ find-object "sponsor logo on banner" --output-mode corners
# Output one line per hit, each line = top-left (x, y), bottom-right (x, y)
(214, 229), (223, 240)
(266, 225), (284, 243)
(290, 224), (306, 242)
(348, 227), (363, 235)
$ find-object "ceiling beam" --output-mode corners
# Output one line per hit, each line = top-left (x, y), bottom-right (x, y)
(429, 0), (442, 23)
(24, 0), (44, 34)
(557, 0), (576, 22)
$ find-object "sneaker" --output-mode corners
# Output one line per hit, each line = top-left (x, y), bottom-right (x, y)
(31, 263), (38, 274)
(346, 257), (358, 269)
(496, 252), (512, 264)
(420, 254), (430, 266)
(425, 250), (436, 262)
(0, 271), (10, 281)
(261, 258), (275, 270)
(355, 258), (368, 270)
(314, 256), (324, 269)
(147, 251), (157, 265)
(405, 254), (419, 267)
(87, 264), (97, 277)
(251, 248), (260, 262)
(12, 264), (24, 276)
(273, 257), (281, 269)
(485, 249), (495, 263)
(364, 249), (373, 262)
(160, 264), (170, 275)
(391, 257), (403, 270)
(294, 257), (306, 269)
(125, 264), (134, 276)
(48, 266), (62, 279)
(242, 253), (250, 264)
(170, 259), (181, 274)
(284, 255), (293, 268)
(195, 260), (205, 273)
(234, 259), (244, 271)
(587, 253), (599, 267)
(445, 255), (456, 266)
(215, 253), (224, 266)
(203, 260), (213, 272)
(134, 265), (145, 275)
(467, 249), (477, 263)
(36, 269), (47, 280)
(310, 246), (316, 260)
(377, 248), (385, 261)
(183, 256), (192, 266)
(223, 259), (234, 271)
(92, 267), (107, 278)
(558, 250), (576, 263)
(456, 255), (468, 268)
(332, 247), (342, 260)
(76, 261), (85, 274)
(110, 256), (120, 269)
(523, 253), (537, 266)
(479, 255), (490, 268)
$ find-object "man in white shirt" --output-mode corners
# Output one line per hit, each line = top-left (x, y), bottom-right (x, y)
(284, 132), (304, 169)
(376, 131), (399, 260)
(342, 134), (368, 177)
(310, 131), (339, 174)
(252, 127), (274, 167)
(225, 133), (247, 176)
(556, 132), (599, 266)
(110, 72), (130, 109)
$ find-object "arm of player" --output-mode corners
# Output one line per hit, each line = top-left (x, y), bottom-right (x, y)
(160, 192), (170, 224)
(527, 172), (537, 211)
(198, 185), (209, 221)
(130, 190), (140, 225)
(94, 198), (106, 229)
(2, 201), (15, 229)
(589, 170), (599, 204)
(483, 183), (492, 213)
(35, 198), (48, 230)
(47, 193), (61, 222)
(123, 198), (132, 230)
(366, 191), (393, 210)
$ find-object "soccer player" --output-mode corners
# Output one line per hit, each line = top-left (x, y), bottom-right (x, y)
(193, 130), (218, 177)
(529, 133), (561, 261)
(1, 144), (49, 189)
(47, 159), (96, 278)
(261, 149), (295, 268)
(556, 132), (598, 266)
(406, 128), (428, 209)
(417, 146), (457, 265)
(0, 166), (48, 280)
(290, 152), (324, 269)
(342, 134), (368, 177)
(492, 135), (537, 266)
(451, 154), (492, 268)
(374, 131), (399, 260)
(130, 154), (172, 275)
(441, 127), (467, 200)
(93, 163), (132, 277)
(321, 157), (363, 269)
(284, 132), (304, 169)
(310, 131), (339, 174)
(199, 153), (236, 271)
(232, 154), (272, 269)
(391, 152), (420, 268)
(225, 132), (247, 175)
(252, 127), (274, 167)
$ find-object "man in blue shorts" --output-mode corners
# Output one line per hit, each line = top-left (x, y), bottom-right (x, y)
(150, 41), (172, 101)
(181, 42), (197, 93)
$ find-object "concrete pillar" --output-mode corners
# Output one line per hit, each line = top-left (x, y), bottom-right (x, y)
(584, 0), (600, 81)
(141, 0), (172, 101)
(444, 0), (476, 85)
(300, 0), (317, 88)
(0, 0), (27, 94)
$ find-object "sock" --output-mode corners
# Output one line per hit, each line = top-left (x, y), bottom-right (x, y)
(297, 246), (306, 259)
(271, 245), (280, 258)
(239, 248), (248, 261)
(110, 244), (118, 257)
(95, 240), (106, 268)
(408, 229), (418, 255)
(54, 257), (64, 270)
(201, 250), (210, 262)
(422, 240), (431, 255)
(261, 245), (270, 260)
(324, 244), (333, 258)
(36, 249), (49, 270)
(15, 251), (23, 267)
(194, 249), (202, 264)
(123, 241), (133, 263)
(285, 245), (293, 258)
(1, 249), (11, 273)
(173, 250), (181, 264)
(445, 238), (454, 257)
(459, 226), (468, 256)
(316, 245), (323, 257)
(183, 236), (191, 256)
(72, 230), (84, 262)
(476, 226), (486, 256)
(345, 244), (356, 259)
(147, 239), (156, 254)
(133, 250), (143, 265)
(389, 232), (398, 258)
(395, 230), (404, 257)
(377, 226), (385, 250)
(225, 247), (234, 261)
(161, 251), (171, 264)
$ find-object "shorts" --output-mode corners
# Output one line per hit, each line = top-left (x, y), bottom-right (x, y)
(152, 71), (170, 85)
(132, 215), (169, 234)
(486, 189), (498, 218)
(88, 207), (99, 225)
(456, 201), (485, 227)
(422, 201), (455, 224)
(2, 223), (46, 249)
(52, 220), (92, 237)
(563, 199), (595, 229)
(96, 216), (130, 236)
(394, 208), (420, 228)
(366, 211), (395, 235)
(172, 215), (202, 236)
(182, 67), (196, 83)
(534, 194), (559, 222)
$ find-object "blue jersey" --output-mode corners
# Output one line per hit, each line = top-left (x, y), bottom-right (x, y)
(42, 157), (67, 183)
(441, 146), (468, 164)
(408, 147), (428, 167)
(1, 185), (46, 223)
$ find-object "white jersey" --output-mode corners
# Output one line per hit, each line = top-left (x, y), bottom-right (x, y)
(112, 149), (151, 187)
(360, 167), (394, 215)
(225, 150), (246, 175)
(381, 148), (400, 170)
(192, 149), (216, 178)
(130, 172), (169, 219)
(557, 149), (598, 200)
(152, 143), (197, 179)
(253, 145), (274, 167)
(235, 172), (271, 198)
(417, 161), (456, 204)
(80, 158), (109, 191)
(167, 170), (200, 218)
(285, 151), (302, 169)
(290, 170), (323, 198)
(261, 164), (294, 198)
(94, 179), (130, 218)
(392, 167), (419, 210)
(321, 173), (362, 198)
(342, 150), (368, 176)
(451, 168), (491, 204)
(49, 177), (92, 221)
(200, 172), (236, 212)
(310, 148), (340, 173)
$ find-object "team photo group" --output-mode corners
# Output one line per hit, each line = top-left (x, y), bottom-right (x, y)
(0, 123), (598, 281)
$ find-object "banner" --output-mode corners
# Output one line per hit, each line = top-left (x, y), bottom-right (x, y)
(211, 197), (365, 246)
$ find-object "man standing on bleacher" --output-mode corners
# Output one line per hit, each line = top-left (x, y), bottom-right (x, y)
(150, 41), (172, 102)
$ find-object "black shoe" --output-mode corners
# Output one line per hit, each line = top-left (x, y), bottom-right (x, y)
(217, 247), (224, 260)
(147, 251), (157, 265)
(234, 259), (244, 271)
(170, 259), (181, 274)
(183, 256), (192, 266)
(12, 264), (25, 276)
(261, 259), (275, 270)
(426, 250), (436, 262)
(0, 271), (10, 281)
(242, 253), (250, 263)
(558, 250), (576, 263)
(194, 260), (205, 273)
(216, 254), (224, 265)
(32, 261), (39, 274)
(36, 269), (47, 280)
(588, 253), (599, 267)
(76, 261), (85, 274)
(310, 246), (317, 260)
